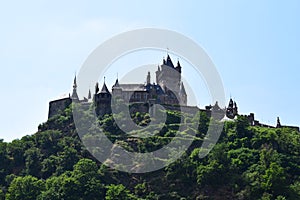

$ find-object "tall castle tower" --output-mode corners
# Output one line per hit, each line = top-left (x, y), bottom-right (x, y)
(156, 55), (186, 105)
(94, 80), (112, 116)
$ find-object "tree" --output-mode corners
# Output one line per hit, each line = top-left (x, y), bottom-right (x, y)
(38, 173), (80, 200)
(56, 146), (79, 174)
(24, 147), (42, 177)
(41, 155), (60, 179)
(6, 176), (44, 200)
(6, 140), (26, 169)
(72, 159), (104, 199)
(261, 162), (286, 194)
(105, 184), (137, 200)
(34, 130), (62, 156)
(197, 111), (209, 135)
(0, 140), (9, 185)
(236, 115), (250, 138)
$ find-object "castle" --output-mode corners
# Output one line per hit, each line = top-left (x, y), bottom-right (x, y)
(49, 55), (188, 118)
(48, 55), (299, 132)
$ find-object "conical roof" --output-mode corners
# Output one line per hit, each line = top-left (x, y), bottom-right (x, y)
(165, 54), (174, 68)
(88, 89), (91, 99)
(113, 78), (120, 87)
(100, 82), (110, 94)
(180, 82), (186, 95)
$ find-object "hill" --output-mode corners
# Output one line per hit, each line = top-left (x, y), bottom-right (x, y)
(0, 104), (299, 200)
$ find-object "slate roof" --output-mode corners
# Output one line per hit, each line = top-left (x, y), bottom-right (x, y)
(100, 83), (110, 94)
(165, 54), (174, 68)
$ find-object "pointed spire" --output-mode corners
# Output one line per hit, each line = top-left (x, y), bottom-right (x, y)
(73, 75), (77, 89)
(113, 78), (120, 87)
(100, 83), (110, 94)
(177, 60), (181, 67)
(180, 82), (186, 95)
(71, 75), (79, 101)
(100, 77), (110, 94)
(228, 98), (234, 108)
(175, 60), (182, 73)
(146, 71), (151, 84)
(163, 57), (166, 65)
(95, 82), (99, 94)
(165, 54), (174, 68)
(88, 89), (91, 99)
(276, 117), (281, 128)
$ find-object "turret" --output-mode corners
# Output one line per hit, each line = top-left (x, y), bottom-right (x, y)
(146, 71), (151, 85)
(175, 60), (182, 73)
(226, 98), (238, 119)
(94, 79), (112, 116)
(71, 75), (79, 102)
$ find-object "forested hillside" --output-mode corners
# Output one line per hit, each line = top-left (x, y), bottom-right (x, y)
(0, 105), (299, 200)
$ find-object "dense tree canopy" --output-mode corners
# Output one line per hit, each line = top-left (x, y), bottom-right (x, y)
(0, 105), (299, 199)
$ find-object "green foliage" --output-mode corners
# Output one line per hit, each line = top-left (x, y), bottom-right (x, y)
(38, 173), (80, 200)
(0, 106), (299, 199)
(24, 147), (42, 177)
(6, 176), (44, 200)
(105, 184), (137, 200)
(0, 189), (4, 200)
(38, 159), (104, 200)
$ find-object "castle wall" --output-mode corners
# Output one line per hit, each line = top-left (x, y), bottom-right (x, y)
(48, 97), (72, 118)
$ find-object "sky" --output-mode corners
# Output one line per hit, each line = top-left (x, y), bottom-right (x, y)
(0, 0), (299, 142)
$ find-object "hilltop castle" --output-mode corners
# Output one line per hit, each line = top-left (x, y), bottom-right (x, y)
(49, 55), (187, 118)
(48, 55), (299, 132)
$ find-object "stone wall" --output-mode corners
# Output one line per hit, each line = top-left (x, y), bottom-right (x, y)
(48, 97), (72, 118)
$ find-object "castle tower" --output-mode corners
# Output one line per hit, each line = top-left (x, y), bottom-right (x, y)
(156, 54), (182, 104)
(94, 79), (112, 116)
(71, 75), (79, 102)
(226, 98), (238, 119)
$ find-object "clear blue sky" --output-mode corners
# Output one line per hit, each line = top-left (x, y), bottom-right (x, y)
(0, 0), (299, 141)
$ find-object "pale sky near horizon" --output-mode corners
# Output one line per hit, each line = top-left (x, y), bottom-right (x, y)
(0, 0), (299, 142)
